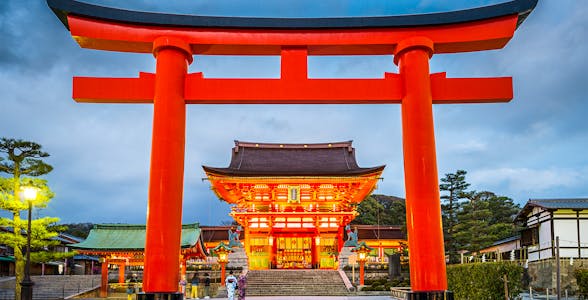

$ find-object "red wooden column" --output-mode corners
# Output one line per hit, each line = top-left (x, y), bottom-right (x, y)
(395, 37), (449, 296)
(118, 263), (125, 284)
(142, 36), (193, 295)
(180, 256), (187, 280)
(100, 259), (109, 297)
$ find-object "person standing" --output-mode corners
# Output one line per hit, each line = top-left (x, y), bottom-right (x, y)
(126, 273), (138, 300)
(190, 273), (200, 299)
(179, 275), (187, 297)
(203, 273), (211, 299)
(237, 271), (247, 300)
(225, 271), (237, 300)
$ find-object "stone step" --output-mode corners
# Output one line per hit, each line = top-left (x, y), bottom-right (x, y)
(0, 275), (101, 300)
(245, 270), (350, 296)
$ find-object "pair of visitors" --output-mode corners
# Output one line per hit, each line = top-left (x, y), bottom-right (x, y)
(225, 270), (247, 300)
(189, 273), (200, 299)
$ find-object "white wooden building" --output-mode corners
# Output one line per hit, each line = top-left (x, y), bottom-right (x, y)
(515, 198), (588, 261)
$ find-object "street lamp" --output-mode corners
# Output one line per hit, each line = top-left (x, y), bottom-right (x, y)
(212, 242), (231, 286)
(21, 185), (37, 300)
(352, 241), (373, 286)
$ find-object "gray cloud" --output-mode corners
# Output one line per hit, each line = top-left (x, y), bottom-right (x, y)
(1, 0), (586, 225)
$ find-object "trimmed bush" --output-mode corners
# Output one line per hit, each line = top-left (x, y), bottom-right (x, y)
(575, 269), (588, 299)
(360, 276), (409, 291)
(447, 262), (524, 300)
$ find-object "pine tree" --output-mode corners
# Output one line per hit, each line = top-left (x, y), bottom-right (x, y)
(453, 191), (495, 252)
(439, 170), (470, 263)
(0, 138), (71, 300)
(454, 191), (521, 253)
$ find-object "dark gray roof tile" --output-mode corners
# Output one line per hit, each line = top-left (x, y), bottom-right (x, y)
(203, 140), (384, 176)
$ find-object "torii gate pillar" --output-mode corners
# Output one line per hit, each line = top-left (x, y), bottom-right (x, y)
(143, 37), (192, 296)
(396, 37), (448, 294)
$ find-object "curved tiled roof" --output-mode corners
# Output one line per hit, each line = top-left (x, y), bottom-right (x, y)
(203, 140), (384, 177)
(70, 223), (202, 250)
(515, 198), (588, 222)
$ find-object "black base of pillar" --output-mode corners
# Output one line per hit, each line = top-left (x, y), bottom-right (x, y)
(21, 280), (34, 300)
(407, 291), (454, 300)
(137, 293), (183, 300)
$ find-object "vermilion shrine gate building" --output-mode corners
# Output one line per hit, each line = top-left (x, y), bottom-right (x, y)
(204, 141), (391, 270)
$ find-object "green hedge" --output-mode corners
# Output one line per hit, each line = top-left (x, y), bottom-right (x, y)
(575, 269), (588, 298)
(361, 277), (410, 291)
(447, 262), (524, 300)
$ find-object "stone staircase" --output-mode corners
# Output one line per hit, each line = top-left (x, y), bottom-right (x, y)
(0, 275), (100, 300)
(246, 269), (350, 296)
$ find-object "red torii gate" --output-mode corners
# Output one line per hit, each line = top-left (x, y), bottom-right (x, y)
(47, 0), (537, 298)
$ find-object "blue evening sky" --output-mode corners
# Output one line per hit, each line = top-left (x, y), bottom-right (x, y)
(0, 0), (586, 226)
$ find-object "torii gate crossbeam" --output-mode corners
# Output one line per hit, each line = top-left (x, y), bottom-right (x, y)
(47, 0), (538, 299)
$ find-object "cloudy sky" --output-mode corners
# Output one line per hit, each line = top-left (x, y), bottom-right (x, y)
(1, 0), (586, 226)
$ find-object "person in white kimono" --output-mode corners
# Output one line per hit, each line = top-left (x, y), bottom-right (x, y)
(225, 271), (238, 300)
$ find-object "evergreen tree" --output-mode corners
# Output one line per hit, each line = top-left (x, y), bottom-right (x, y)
(61, 222), (94, 239)
(484, 192), (522, 240)
(352, 194), (406, 226)
(453, 191), (495, 253)
(439, 170), (470, 263)
(0, 138), (71, 300)
(453, 191), (521, 253)
(371, 194), (406, 226)
(352, 195), (383, 225)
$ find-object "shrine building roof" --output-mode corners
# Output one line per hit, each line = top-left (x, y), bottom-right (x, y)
(200, 226), (232, 243)
(70, 223), (203, 251)
(203, 140), (385, 177)
(355, 225), (406, 240)
(515, 198), (588, 222)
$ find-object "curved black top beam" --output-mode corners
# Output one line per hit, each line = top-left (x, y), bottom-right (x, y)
(47, 0), (537, 30)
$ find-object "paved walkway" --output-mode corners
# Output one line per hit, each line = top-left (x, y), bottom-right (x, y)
(83, 297), (392, 300)
(200, 297), (392, 300)
(518, 292), (578, 300)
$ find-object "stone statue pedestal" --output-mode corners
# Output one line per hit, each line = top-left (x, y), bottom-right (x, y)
(228, 247), (248, 269)
(338, 246), (355, 269)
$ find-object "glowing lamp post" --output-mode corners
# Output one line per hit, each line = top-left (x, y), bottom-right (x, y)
(212, 242), (231, 286)
(21, 185), (38, 300)
(352, 242), (373, 286)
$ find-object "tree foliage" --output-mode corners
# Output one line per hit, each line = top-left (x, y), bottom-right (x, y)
(61, 222), (94, 239)
(575, 269), (588, 298)
(353, 170), (520, 265)
(0, 137), (53, 177)
(352, 194), (406, 226)
(440, 170), (521, 261)
(0, 137), (70, 300)
(440, 170), (470, 263)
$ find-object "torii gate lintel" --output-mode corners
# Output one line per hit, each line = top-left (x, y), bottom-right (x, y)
(72, 70), (512, 105)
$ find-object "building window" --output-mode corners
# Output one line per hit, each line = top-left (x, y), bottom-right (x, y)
(521, 226), (539, 246)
